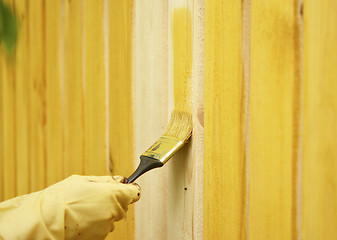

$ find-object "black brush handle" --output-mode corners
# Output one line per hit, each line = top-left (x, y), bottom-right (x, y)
(127, 156), (163, 183)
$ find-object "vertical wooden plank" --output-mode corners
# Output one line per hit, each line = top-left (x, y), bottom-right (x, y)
(108, 0), (133, 182)
(28, 0), (46, 192)
(14, 0), (30, 196)
(64, 0), (84, 176)
(185, 1), (205, 239)
(134, 1), (169, 239)
(45, 0), (64, 186)
(2, 62), (16, 200)
(204, 0), (245, 239)
(167, 2), (193, 240)
(107, 0), (134, 239)
(0, 59), (2, 202)
(302, 0), (337, 239)
(83, 0), (107, 176)
(134, 0), (204, 239)
(249, 0), (298, 239)
(167, 3), (193, 240)
(2, 64), (16, 201)
(2, 0), (16, 201)
(167, 1), (204, 239)
(0, 56), (3, 201)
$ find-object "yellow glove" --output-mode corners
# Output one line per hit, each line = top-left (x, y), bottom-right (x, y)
(0, 175), (140, 240)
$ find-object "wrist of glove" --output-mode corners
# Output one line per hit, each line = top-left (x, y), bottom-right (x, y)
(0, 175), (140, 240)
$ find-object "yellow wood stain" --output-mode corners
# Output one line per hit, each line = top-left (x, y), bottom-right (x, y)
(45, 0), (64, 186)
(1, 1), (336, 240)
(107, 0), (135, 239)
(0, 57), (3, 201)
(171, 8), (192, 113)
(64, 0), (84, 176)
(165, 6), (194, 240)
(1, 0), (16, 201)
(108, 0), (134, 180)
(204, 0), (245, 239)
(83, 0), (107, 176)
(14, 0), (30, 196)
(28, 0), (46, 193)
(1, 59), (16, 200)
(303, 0), (337, 238)
(249, 0), (298, 239)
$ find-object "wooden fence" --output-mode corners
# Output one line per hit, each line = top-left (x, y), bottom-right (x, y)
(0, 0), (336, 239)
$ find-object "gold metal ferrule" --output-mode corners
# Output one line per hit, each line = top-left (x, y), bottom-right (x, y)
(142, 136), (184, 164)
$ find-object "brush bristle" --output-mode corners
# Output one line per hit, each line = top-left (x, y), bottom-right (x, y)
(163, 111), (193, 142)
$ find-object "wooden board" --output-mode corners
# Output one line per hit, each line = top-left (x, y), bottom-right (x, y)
(0, 55), (3, 201)
(302, 0), (337, 239)
(2, 0), (16, 201)
(107, 0), (135, 239)
(64, 0), (84, 176)
(83, 0), (108, 176)
(1, 58), (16, 201)
(204, 0), (245, 239)
(14, 0), (30, 196)
(133, 1), (169, 239)
(134, 0), (204, 239)
(249, 0), (299, 239)
(167, 3), (193, 240)
(167, 1), (204, 239)
(28, 0), (46, 193)
(45, 0), (64, 186)
(1, 1), (336, 239)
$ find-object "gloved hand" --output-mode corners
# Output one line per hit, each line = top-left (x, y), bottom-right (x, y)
(0, 175), (140, 240)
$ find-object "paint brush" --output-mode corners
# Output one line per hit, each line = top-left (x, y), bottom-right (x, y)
(127, 8), (193, 183)
(127, 111), (192, 183)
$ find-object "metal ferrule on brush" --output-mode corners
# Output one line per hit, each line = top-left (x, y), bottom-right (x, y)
(142, 136), (184, 164)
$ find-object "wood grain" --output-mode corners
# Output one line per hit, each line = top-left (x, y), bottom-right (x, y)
(83, 0), (108, 176)
(107, 0), (135, 239)
(133, 1), (169, 239)
(0, 56), (3, 201)
(167, 1), (204, 239)
(171, 6), (192, 112)
(1, 57), (16, 201)
(134, 1), (204, 239)
(204, 0), (245, 239)
(249, 0), (299, 239)
(302, 0), (337, 239)
(186, 1), (204, 238)
(1, 1), (336, 239)
(14, 0), (30, 196)
(45, 0), (64, 186)
(1, 0), (16, 201)
(28, 0), (46, 193)
(64, 0), (84, 177)
(167, 2), (193, 240)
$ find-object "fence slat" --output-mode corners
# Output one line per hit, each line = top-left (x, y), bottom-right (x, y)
(249, 0), (299, 239)
(15, 0), (30, 196)
(64, 0), (84, 177)
(45, 0), (64, 186)
(1, 58), (16, 200)
(204, 0), (245, 239)
(28, 0), (47, 192)
(107, 1), (135, 239)
(302, 0), (337, 238)
(83, 0), (107, 175)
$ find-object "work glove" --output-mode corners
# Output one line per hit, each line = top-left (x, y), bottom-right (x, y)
(0, 175), (140, 240)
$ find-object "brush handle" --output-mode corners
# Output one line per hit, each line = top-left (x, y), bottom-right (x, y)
(127, 156), (163, 183)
